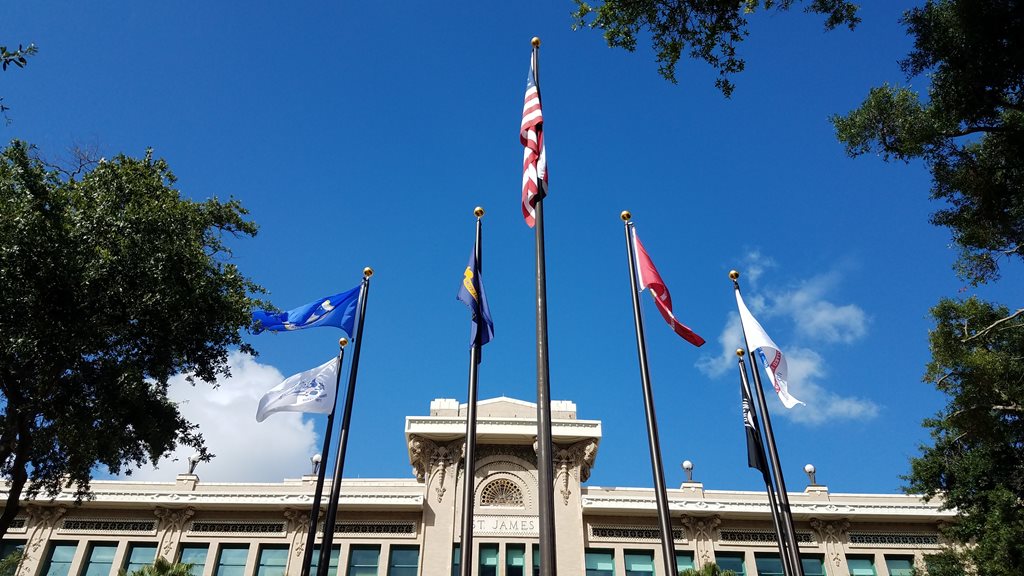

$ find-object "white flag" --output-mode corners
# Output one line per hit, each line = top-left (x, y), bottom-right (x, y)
(256, 357), (339, 422)
(735, 291), (805, 409)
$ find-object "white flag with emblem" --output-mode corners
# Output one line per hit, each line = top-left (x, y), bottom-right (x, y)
(735, 291), (805, 409)
(256, 357), (339, 422)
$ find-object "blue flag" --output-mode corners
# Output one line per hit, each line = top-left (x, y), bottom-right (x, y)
(457, 249), (493, 352)
(253, 285), (360, 336)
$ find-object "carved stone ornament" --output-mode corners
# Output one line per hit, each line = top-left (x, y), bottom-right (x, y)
(283, 509), (312, 557)
(24, 504), (67, 554)
(552, 439), (600, 505)
(810, 518), (850, 568)
(680, 514), (720, 565)
(408, 435), (465, 502)
(154, 506), (195, 557)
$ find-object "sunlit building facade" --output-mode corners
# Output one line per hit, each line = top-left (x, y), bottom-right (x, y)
(1, 397), (952, 576)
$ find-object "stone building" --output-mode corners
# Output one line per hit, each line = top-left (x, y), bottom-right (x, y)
(0, 397), (952, 576)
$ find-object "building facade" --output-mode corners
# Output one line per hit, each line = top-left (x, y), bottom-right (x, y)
(1, 397), (952, 576)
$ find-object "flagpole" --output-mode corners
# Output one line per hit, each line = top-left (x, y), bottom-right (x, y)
(736, 349), (795, 576)
(316, 268), (373, 576)
(459, 208), (485, 576)
(622, 213), (680, 576)
(731, 271), (805, 576)
(529, 36), (558, 576)
(299, 339), (348, 576)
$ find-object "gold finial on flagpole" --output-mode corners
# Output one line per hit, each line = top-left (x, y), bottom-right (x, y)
(620, 210), (632, 221)
(340, 338), (349, 348)
(729, 270), (740, 281)
(474, 206), (485, 218)
(363, 267), (373, 278)
(736, 348), (745, 357)
(532, 37), (541, 47)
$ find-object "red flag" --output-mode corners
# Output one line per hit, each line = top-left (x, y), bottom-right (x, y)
(631, 228), (705, 347)
(521, 50), (547, 227)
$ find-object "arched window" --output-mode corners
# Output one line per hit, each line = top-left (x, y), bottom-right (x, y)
(479, 478), (524, 507)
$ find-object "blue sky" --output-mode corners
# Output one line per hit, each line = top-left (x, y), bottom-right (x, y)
(6, 1), (1020, 495)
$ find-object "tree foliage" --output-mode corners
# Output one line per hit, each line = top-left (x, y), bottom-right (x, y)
(833, 0), (1024, 286)
(0, 549), (22, 576)
(907, 297), (1024, 575)
(571, 0), (859, 96)
(681, 563), (738, 576)
(0, 140), (264, 539)
(0, 43), (37, 120)
(121, 557), (197, 576)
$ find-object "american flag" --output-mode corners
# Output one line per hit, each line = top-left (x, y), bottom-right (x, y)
(521, 50), (547, 227)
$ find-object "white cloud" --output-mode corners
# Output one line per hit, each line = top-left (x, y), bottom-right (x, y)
(120, 352), (322, 482)
(695, 263), (878, 426)
(782, 348), (880, 426)
(771, 274), (868, 344)
(695, 312), (743, 378)
(740, 250), (776, 285)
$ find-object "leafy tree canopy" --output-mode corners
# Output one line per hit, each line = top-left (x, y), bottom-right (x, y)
(571, 0), (859, 96)
(907, 297), (1024, 576)
(122, 557), (197, 576)
(833, 0), (1024, 286)
(0, 140), (265, 539)
(0, 43), (37, 120)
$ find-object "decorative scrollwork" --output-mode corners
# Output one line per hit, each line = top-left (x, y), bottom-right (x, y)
(480, 478), (525, 507)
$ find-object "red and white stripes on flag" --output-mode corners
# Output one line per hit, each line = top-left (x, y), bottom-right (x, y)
(521, 50), (547, 227)
(631, 227), (705, 347)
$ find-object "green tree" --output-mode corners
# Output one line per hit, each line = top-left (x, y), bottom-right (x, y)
(0, 549), (23, 576)
(571, 0), (859, 96)
(908, 297), (1024, 575)
(832, 0), (1023, 286)
(121, 557), (196, 576)
(1, 43), (37, 121)
(0, 140), (265, 539)
(680, 563), (738, 576)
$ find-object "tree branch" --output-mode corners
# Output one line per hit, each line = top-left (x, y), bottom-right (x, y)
(962, 308), (1024, 343)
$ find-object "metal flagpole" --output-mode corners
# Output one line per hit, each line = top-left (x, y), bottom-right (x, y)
(737, 349), (795, 576)
(459, 207), (485, 576)
(299, 339), (347, 576)
(529, 37), (558, 576)
(731, 271), (805, 576)
(316, 268), (373, 576)
(622, 213), (680, 576)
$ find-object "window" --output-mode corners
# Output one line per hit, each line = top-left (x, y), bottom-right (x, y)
(624, 551), (654, 576)
(83, 543), (118, 576)
(387, 546), (418, 576)
(214, 545), (249, 576)
(124, 543), (158, 575)
(451, 544), (460, 576)
(885, 556), (915, 576)
(847, 556), (877, 576)
(478, 544), (498, 576)
(585, 549), (615, 576)
(801, 555), (826, 576)
(310, 545), (339, 576)
(676, 552), (694, 573)
(178, 545), (208, 576)
(755, 554), (784, 576)
(716, 552), (746, 576)
(532, 545), (540, 574)
(348, 545), (380, 576)
(502, 544), (525, 576)
(42, 543), (77, 576)
(256, 545), (288, 576)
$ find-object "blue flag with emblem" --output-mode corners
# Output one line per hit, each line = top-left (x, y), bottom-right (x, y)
(253, 285), (360, 336)
(457, 247), (493, 355)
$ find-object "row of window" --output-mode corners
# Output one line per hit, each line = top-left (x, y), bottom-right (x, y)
(584, 549), (915, 576)
(1, 540), (417, 576)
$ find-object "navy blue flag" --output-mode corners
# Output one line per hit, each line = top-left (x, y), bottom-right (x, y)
(457, 249), (494, 353)
(253, 285), (360, 336)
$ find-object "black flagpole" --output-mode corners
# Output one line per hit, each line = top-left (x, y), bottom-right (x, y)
(530, 37), (558, 576)
(731, 271), (805, 576)
(736, 349), (795, 576)
(299, 339), (347, 576)
(622, 213), (679, 576)
(316, 268), (373, 576)
(459, 207), (485, 576)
